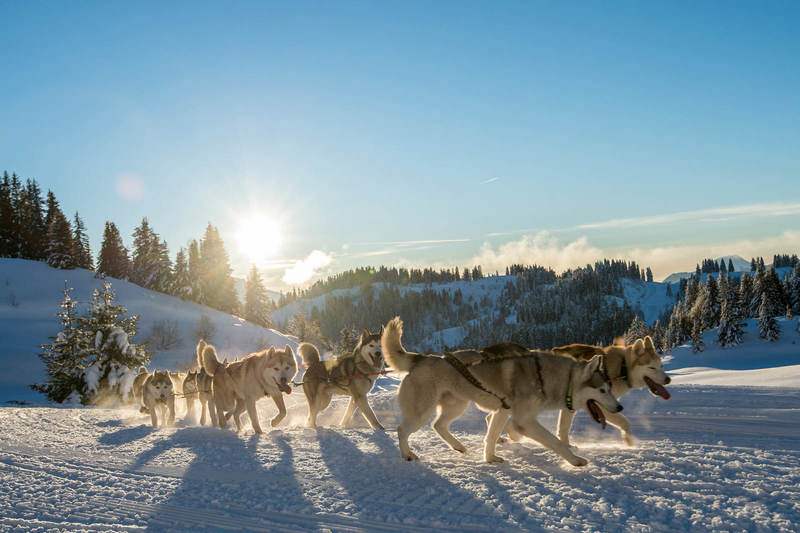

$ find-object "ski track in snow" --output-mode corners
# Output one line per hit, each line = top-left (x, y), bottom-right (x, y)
(1, 386), (799, 532)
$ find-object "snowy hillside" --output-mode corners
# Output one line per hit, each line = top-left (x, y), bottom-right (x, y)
(0, 259), (296, 403)
(664, 317), (800, 387)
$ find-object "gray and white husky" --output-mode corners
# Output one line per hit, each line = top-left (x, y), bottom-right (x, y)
(298, 327), (385, 429)
(551, 337), (671, 447)
(141, 370), (176, 427)
(381, 317), (622, 466)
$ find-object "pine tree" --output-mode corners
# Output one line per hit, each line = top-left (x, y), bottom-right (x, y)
(198, 224), (239, 314)
(0, 172), (15, 256)
(758, 293), (780, 342)
(131, 218), (159, 289)
(45, 204), (75, 269)
(96, 221), (131, 280)
(8, 173), (24, 257)
(80, 278), (150, 403)
(31, 283), (91, 403)
(645, 267), (653, 282)
(728, 258), (735, 273)
(651, 319), (665, 353)
(719, 259), (727, 274)
(624, 315), (650, 345)
(171, 248), (192, 299)
(187, 239), (201, 303)
(738, 273), (754, 317)
(244, 265), (273, 328)
(19, 180), (47, 260)
(71, 212), (93, 270)
(691, 312), (705, 353)
(790, 263), (800, 315)
(703, 275), (719, 328)
(728, 288), (745, 346)
(336, 324), (360, 354)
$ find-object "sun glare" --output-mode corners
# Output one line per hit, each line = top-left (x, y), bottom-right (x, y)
(236, 215), (282, 261)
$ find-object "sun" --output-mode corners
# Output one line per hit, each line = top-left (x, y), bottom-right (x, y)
(236, 215), (282, 261)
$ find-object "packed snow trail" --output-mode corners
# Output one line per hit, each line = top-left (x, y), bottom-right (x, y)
(1, 386), (799, 532)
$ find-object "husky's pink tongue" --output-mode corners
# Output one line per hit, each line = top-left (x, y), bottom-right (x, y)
(586, 400), (607, 430)
(279, 382), (292, 394)
(644, 376), (670, 400)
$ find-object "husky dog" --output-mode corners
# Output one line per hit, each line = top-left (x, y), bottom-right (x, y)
(381, 317), (622, 466)
(299, 328), (385, 429)
(194, 340), (218, 426)
(181, 370), (199, 420)
(131, 366), (150, 406)
(141, 370), (176, 427)
(552, 336), (671, 447)
(200, 342), (298, 433)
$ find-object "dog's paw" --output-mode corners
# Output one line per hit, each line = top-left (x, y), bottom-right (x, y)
(496, 436), (508, 444)
(485, 454), (505, 463)
(568, 455), (589, 467)
(452, 443), (467, 454)
(270, 417), (284, 428)
(403, 452), (419, 461)
(373, 424), (385, 431)
(623, 433), (635, 447)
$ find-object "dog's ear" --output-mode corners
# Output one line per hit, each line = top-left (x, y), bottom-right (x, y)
(632, 338), (646, 358)
(284, 344), (293, 357)
(582, 356), (603, 381)
(643, 336), (655, 353)
(361, 329), (370, 343)
(267, 346), (275, 357)
(380, 324), (385, 336)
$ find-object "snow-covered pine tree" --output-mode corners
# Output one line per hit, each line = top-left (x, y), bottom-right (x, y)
(728, 258), (735, 273)
(45, 202), (75, 269)
(336, 324), (360, 354)
(79, 278), (150, 404)
(97, 221), (131, 280)
(739, 273), (755, 318)
(651, 320), (665, 353)
(31, 282), (91, 403)
(763, 266), (785, 318)
(244, 264), (273, 328)
(71, 212), (93, 270)
(758, 292), (780, 342)
(624, 315), (650, 345)
(790, 263), (800, 315)
(717, 297), (732, 347)
(703, 275), (719, 328)
(728, 286), (745, 346)
(691, 312), (705, 353)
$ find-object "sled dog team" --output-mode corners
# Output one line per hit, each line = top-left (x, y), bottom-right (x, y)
(133, 316), (671, 467)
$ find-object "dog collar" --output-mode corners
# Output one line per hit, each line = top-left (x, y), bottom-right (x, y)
(565, 365), (575, 411)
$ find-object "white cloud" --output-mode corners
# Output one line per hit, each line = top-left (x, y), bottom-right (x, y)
(577, 202), (800, 230)
(468, 229), (800, 281)
(470, 232), (604, 273)
(115, 173), (145, 201)
(282, 250), (333, 285)
(480, 177), (500, 185)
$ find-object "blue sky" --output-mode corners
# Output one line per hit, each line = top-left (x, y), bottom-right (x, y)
(2, 1), (799, 287)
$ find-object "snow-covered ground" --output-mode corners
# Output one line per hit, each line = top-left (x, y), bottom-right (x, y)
(3, 258), (800, 531)
(1, 385), (798, 532)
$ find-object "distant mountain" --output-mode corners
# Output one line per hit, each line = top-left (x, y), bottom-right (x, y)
(662, 255), (751, 283)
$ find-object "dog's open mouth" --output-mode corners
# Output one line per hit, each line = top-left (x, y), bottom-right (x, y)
(586, 399), (606, 429)
(276, 379), (292, 395)
(644, 376), (670, 400)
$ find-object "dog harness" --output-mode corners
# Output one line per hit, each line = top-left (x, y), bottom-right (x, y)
(442, 352), (510, 410)
(565, 365), (575, 411)
(600, 355), (630, 387)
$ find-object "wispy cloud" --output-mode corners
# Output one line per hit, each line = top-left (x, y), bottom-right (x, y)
(576, 202), (800, 230)
(471, 232), (603, 274)
(349, 238), (471, 247)
(282, 250), (333, 285)
(480, 177), (500, 185)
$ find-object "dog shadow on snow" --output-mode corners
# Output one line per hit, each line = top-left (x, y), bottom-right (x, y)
(115, 427), (319, 531)
(316, 429), (513, 529)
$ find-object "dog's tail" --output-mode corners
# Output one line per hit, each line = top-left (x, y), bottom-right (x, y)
(381, 317), (422, 372)
(298, 343), (320, 366)
(196, 340), (207, 369)
(137, 365), (148, 374)
(200, 344), (223, 377)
